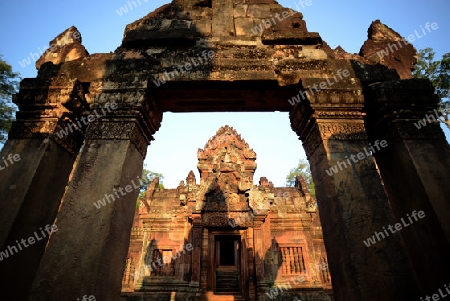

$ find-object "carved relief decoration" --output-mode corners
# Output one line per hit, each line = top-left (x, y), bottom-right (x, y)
(8, 118), (84, 157)
(203, 212), (254, 228)
(9, 79), (89, 156)
(195, 126), (256, 214)
(85, 120), (149, 157)
(317, 122), (367, 141)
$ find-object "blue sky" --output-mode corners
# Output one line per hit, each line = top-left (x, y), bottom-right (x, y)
(0, 0), (449, 187)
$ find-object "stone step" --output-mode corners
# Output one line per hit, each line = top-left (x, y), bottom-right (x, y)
(216, 270), (240, 292)
(210, 295), (245, 301)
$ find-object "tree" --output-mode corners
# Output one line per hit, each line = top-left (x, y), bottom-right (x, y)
(285, 159), (315, 197)
(413, 48), (450, 129)
(0, 55), (20, 144)
(137, 168), (164, 206)
(139, 168), (164, 192)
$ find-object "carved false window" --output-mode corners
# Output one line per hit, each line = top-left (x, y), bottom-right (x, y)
(150, 249), (175, 276)
(279, 247), (306, 275)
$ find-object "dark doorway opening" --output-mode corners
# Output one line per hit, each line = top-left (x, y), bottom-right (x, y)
(219, 238), (236, 266)
(215, 235), (241, 294)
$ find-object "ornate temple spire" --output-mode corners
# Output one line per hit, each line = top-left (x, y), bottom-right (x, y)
(197, 125), (257, 182)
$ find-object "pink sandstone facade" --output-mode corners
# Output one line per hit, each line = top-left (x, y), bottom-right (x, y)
(121, 126), (333, 300)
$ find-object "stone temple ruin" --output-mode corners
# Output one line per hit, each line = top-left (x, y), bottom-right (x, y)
(121, 125), (332, 300)
(0, 0), (449, 300)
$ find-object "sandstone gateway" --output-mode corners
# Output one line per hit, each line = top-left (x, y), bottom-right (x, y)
(0, 0), (449, 300)
(121, 125), (332, 300)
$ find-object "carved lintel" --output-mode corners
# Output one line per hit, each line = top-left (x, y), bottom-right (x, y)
(85, 119), (150, 157)
(314, 110), (366, 119)
(301, 121), (367, 159)
(202, 212), (253, 228)
(306, 90), (365, 105)
(317, 122), (367, 141)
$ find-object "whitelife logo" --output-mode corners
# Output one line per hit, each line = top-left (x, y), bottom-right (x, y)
(115, 0), (150, 16)
(152, 50), (215, 87)
(0, 153), (21, 171)
(251, 0), (313, 35)
(287, 69), (350, 106)
(0, 224), (58, 261)
(265, 275), (307, 300)
(377, 22), (439, 59)
(363, 210), (425, 247)
(414, 109), (448, 129)
(77, 295), (96, 301)
(420, 282), (450, 301)
(18, 31), (81, 68)
(55, 102), (118, 139)
(325, 140), (388, 176)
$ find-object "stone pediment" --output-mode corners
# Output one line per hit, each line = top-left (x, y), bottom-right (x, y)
(121, 0), (319, 47)
(195, 126), (256, 212)
(197, 125), (256, 181)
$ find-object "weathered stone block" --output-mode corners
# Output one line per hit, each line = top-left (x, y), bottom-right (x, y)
(247, 4), (273, 19)
(234, 4), (248, 18)
(235, 17), (258, 36)
(192, 19), (212, 35)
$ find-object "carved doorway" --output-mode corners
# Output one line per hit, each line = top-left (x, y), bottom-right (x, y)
(211, 232), (245, 297)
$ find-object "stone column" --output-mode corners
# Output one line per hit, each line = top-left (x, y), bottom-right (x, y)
(252, 215), (266, 284)
(365, 79), (450, 292)
(246, 227), (256, 301)
(0, 79), (86, 300)
(28, 86), (162, 301)
(190, 214), (202, 287)
(290, 79), (419, 301)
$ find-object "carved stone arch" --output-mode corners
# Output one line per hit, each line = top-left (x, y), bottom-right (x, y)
(1, 1), (449, 300)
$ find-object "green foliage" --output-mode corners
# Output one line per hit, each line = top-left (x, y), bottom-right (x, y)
(139, 168), (164, 192)
(413, 48), (450, 128)
(0, 55), (20, 144)
(136, 168), (164, 208)
(285, 159), (315, 197)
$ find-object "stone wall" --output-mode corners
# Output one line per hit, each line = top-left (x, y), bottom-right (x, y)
(121, 126), (333, 301)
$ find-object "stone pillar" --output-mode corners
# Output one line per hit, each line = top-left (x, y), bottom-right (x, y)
(365, 79), (450, 292)
(246, 227), (256, 301)
(290, 79), (419, 301)
(28, 87), (162, 301)
(0, 79), (86, 300)
(252, 215), (265, 284)
(190, 214), (202, 287)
